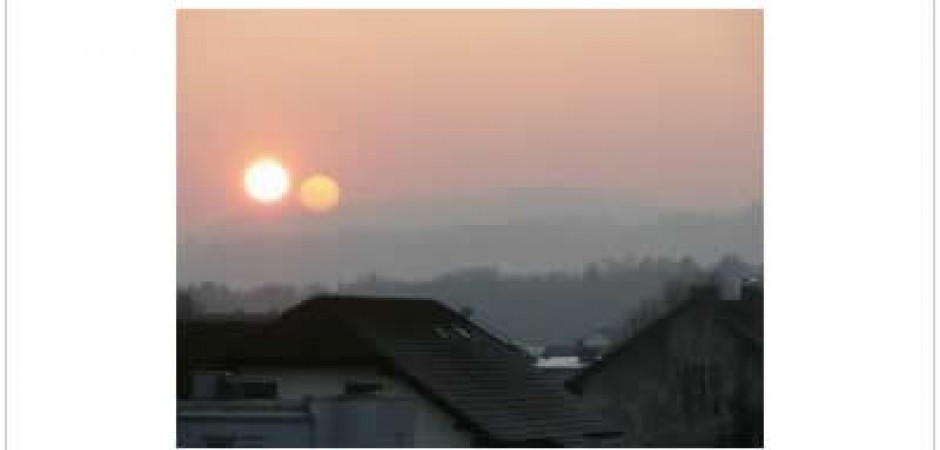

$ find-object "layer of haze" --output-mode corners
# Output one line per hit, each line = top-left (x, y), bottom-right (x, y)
(178, 10), (763, 287)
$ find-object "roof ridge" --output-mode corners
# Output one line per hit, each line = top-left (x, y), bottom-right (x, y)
(312, 293), (441, 303)
(565, 297), (704, 390)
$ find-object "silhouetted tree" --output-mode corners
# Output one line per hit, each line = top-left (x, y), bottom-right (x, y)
(176, 290), (202, 321)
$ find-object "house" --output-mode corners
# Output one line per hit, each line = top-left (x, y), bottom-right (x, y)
(565, 284), (763, 448)
(178, 392), (420, 447)
(536, 326), (616, 370)
(178, 294), (621, 447)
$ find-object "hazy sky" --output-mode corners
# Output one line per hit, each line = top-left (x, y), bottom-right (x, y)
(178, 10), (762, 232)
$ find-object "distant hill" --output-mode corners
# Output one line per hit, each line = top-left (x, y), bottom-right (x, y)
(178, 195), (761, 289)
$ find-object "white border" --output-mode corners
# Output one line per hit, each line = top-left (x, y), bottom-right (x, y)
(178, 1), (765, 8)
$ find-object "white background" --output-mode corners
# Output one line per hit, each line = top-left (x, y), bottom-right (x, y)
(3, 0), (934, 449)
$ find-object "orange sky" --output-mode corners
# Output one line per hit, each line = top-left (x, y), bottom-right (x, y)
(178, 10), (762, 230)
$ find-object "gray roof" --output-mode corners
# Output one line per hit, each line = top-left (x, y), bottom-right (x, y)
(384, 339), (612, 445)
(306, 295), (620, 446)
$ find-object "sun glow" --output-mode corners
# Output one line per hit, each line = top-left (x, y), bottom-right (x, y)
(300, 174), (341, 213)
(244, 159), (290, 203)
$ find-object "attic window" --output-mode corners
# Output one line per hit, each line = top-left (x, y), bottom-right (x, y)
(452, 325), (473, 339)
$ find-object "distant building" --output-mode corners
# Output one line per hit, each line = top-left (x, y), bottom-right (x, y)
(534, 328), (615, 373)
(535, 356), (585, 370)
(523, 345), (546, 358)
(579, 330), (615, 352)
(179, 295), (621, 447)
(566, 284), (763, 447)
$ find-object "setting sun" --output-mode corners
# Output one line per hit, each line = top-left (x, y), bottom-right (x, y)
(244, 158), (290, 203)
(300, 174), (341, 213)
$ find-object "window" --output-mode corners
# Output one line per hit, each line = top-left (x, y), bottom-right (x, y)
(190, 371), (230, 399)
(222, 376), (278, 399)
(452, 325), (473, 339)
(237, 380), (278, 399)
(345, 381), (382, 395)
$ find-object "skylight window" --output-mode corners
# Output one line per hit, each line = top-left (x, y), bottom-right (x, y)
(453, 325), (473, 339)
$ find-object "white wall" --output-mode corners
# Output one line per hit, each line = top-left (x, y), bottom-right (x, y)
(238, 366), (476, 447)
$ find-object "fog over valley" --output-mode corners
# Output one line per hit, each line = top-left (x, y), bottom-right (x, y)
(178, 190), (761, 289)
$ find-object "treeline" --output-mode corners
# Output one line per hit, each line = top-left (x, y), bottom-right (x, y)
(177, 282), (328, 318)
(178, 254), (760, 345)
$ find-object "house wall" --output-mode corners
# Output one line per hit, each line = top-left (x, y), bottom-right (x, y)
(237, 366), (476, 448)
(178, 408), (318, 448)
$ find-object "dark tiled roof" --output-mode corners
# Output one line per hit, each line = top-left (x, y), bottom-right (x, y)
(178, 320), (268, 367)
(566, 290), (764, 391)
(307, 296), (619, 445)
(178, 308), (380, 367)
(179, 295), (619, 446)
(714, 295), (763, 346)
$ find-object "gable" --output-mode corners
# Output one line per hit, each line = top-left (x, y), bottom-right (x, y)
(568, 295), (763, 392)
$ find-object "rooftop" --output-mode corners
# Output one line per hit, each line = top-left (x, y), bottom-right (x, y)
(566, 286), (763, 391)
(179, 294), (620, 446)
